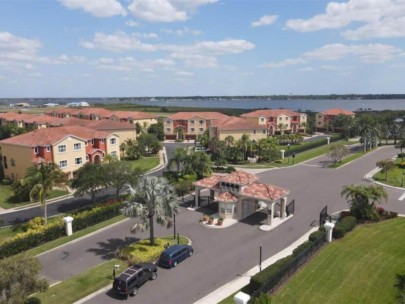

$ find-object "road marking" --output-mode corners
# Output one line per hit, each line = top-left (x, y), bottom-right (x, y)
(399, 193), (405, 201)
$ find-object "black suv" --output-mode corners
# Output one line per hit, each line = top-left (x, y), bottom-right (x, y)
(112, 263), (157, 298)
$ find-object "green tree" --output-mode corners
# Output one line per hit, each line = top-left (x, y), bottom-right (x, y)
(167, 147), (188, 172)
(237, 134), (252, 161)
(341, 184), (388, 220)
(333, 114), (354, 139)
(137, 133), (161, 155)
(135, 122), (143, 135)
(104, 161), (143, 199)
(224, 135), (235, 147)
(251, 293), (272, 304)
(121, 176), (179, 246)
(186, 152), (213, 179)
(328, 143), (350, 163)
(376, 159), (395, 181)
(0, 254), (48, 304)
(147, 121), (164, 141)
(397, 138), (405, 161)
(70, 162), (107, 202)
(21, 163), (67, 225)
(256, 138), (280, 162)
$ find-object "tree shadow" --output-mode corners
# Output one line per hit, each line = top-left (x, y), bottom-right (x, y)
(87, 237), (140, 260)
(239, 211), (268, 226)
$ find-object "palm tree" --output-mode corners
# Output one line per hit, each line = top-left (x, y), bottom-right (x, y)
(237, 134), (251, 161)
(224, 135), (234, 147)
(167, 147), (188, 172)
(376, 159), (395, 181)
(21, 163), (68, 224)
(341, 184), (387, 220)
(121, 176), (179, 246)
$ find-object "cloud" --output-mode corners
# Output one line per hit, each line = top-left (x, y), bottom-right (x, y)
(285, 0), (405, 40)
(304, 43), (401, 63)
(175, 71), (194, 76)
(161, 27), (202, 36)
(127, 0), (217, 22)
(299, 67), (316, 72)
(126, 20), (140, 27)
(0, 32), (41, 54)
(251, 15), (278, 28)
(92, 56), (176, 71)
(59, 0), (127, 17)
(80, 32), (158, 52)
(261, 57), (306, 68)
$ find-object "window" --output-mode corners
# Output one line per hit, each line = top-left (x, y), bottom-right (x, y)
(318, 115), (322, 118)
(46, 146), (51, 152)
(166, 128), (171, 132)
(286, 117), (289, 120)
(58, 145), (66, 153)
(285, 124), (288, 129)
(199, 128), (204, 132)
(110, 138), (116, 145)
(111, 151), (117, 157)
(253, 130), (256, 134)
(220, 206), (225, 214)
(260, 117), (265, 122)
(73, 143), (81, 151)
(100, 139), (104, 143)
(190, 120), (194, 124)
(59, 160), (67, 168)
(3, 156), (7, 169)
(191, 128), (195, 132)
(166, 120), (170, 124)
(199, 120), (204, 125)
(91, 140), (94, 145)
(75, 157), (82, 165)
(34, 147), (39, 154)
(226, 206), (233, 214)
(279, 117), (282, 121)
(86, 155), (89, 161)
(318, 122), (322, 125)
(263, 130), (266, 134)
(10, 158), (15, 167)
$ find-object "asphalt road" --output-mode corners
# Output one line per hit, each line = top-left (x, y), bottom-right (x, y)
(38, 145), (402, 304)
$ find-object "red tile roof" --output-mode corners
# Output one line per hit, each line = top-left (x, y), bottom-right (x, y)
(0, 126), (113, 147)
(86, 120), (136, 130)
(320, 108), (355, 116)
(220, 170), (258, 185)
(168, 112), (229, 121)
(75, 107), (113, 118)
(212, 116), (267, 131)
(241, 109), (304, 118)
(241, 182), (289, 201)
(110, 111), (158, 120)
(193, 175), (223, 188)
(216, 192), (238, 203)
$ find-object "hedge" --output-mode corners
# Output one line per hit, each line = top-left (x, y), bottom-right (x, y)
(0, 200), (123, 259)
(332, 216), (357, 239)
(285, 134), (343, 154)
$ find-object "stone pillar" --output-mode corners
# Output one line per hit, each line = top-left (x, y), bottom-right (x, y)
(63, 216), (74, 236)
(324, 222), (335, 242)
(327, 136), (330, 145)
(280, 149), (285, 159)
(195, 187), (200, 208)
(267, 203), (274, 226)
(281, 197), (287, 219)
(234, 291), (250, 304)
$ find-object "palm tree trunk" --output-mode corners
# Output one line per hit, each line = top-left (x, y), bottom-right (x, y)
(149, 215), (155, 245)
(43, 199), (48, 225)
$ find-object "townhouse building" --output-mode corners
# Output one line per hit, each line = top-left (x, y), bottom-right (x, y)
(164, 112), (229, 140)
(241, 109), (308, 135)
(315, 108), (355, 131)
(209, 116), (268, 141)
(0, 126), (120, 180)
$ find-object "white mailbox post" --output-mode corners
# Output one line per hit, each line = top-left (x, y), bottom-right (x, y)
(327, 136), (331, 145)
(63, 216), (74, 236)
(324, 221), (335, 243)
(280, 149), (285, 159)
(234, 292), (251, 304)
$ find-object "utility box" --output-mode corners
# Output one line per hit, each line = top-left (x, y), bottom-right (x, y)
(63, 216), (74, 236)
(234, 291), (250, 304)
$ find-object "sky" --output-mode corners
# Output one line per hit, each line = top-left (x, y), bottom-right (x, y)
(1, 0), (405, 98)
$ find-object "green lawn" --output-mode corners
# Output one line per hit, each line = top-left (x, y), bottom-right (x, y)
(374, 158), (405, 187)
(0, 185), (67, 209)
(34, 235), (189, 304)
(122, 155), (160, 172)
(272, 218), (405, 304)
(328, 150), (367, 168)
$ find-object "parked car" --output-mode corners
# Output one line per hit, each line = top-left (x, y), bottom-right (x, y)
(158, 244), (193, 268)
(112, 263), (157, 298)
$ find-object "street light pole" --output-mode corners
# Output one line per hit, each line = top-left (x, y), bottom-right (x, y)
(173, 213), (176, 239)
(287, 144), (290, 164)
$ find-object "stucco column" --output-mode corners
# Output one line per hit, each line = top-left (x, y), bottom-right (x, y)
(327, 136), (330, 145)
(267, 203), (274, 226)
(280, 149), (285, 159)
(324, 222), (335, 243)
(281, 197), (287, 219)
(63, 216), (74, 236)
(195, 187), (200, 208)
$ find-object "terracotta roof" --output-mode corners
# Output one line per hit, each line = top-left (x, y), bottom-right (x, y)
(193, 175), (223, 188)
(0, 112), (20, 120)
(0, 126), (113, 147)
(220, 170), (258, 185)
(56, 117), (91, 127)
(212, 116), (267, 131)
(168, 112), (229, 121)
(241, 109), (305, 118)
(110, 111), (158, 120)
(75, 107), (113, 118)
(320, 108), (355, 116)
(241, 182), (289, 201)
(216, 192), (238, 203)
(86, 120), (136, 130)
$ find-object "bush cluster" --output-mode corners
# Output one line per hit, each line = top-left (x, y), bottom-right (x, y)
(288, 134), (343, 154)
(246, 229), (326, 295)
(0, 200), (123, 258)
(332, 216), (357, 239)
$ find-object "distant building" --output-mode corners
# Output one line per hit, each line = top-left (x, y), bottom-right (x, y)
(240, 109), (307, 135)
(209, 116), (268, 141)
(315, 108), (355, 131)
(66, 101), (90, 107)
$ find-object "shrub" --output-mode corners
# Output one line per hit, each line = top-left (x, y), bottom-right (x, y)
(225, 166), (236, 173)
(340, 210), (351, 218)
(117, 238), (167, 265)
(400, 161), (405, 169)
(388, 211), (398, 219)
(26, 217), (45, 231)
(333, 216), (357, 239)
(308, 230), (325, 242)
(292, 241), (313, 257)
(2, 178), (12, 185)
(25, 297), (41, 304)
(274, 160), (282, 164)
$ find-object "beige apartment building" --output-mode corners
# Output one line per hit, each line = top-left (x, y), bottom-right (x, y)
(241, 109), (307, 135)
(315, 108), (355, 131)
(209, 116), (268, 141)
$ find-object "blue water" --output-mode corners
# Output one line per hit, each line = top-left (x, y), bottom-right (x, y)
(123, 98), (405, 112)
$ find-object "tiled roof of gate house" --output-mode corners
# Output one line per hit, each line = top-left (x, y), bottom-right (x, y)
(216, 192), (238, 203)
(220, 170), (258, 185)
(241, 182), (289, 201)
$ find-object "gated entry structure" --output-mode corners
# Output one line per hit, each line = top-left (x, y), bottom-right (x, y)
(319, 205), (331, 225)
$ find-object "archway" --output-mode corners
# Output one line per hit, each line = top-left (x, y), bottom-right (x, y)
(94, 155), (101, 164)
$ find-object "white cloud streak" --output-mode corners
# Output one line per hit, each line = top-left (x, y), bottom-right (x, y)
(251, 15), (278, 28)
(59, 0), (126, 17)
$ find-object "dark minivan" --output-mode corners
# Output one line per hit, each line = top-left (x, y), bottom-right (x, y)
(158, 244), (193, 268)
(112, 263), (157, 298)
